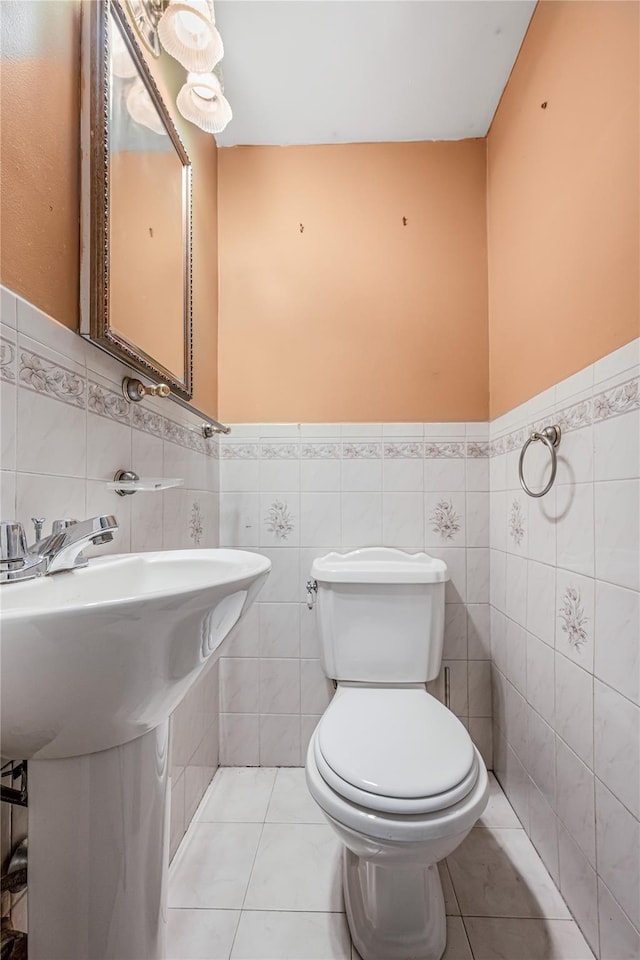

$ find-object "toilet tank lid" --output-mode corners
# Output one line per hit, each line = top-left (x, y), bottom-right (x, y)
(311, 548), (448, 584)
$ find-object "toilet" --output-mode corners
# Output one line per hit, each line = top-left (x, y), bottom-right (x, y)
(304, 548), (489, 960)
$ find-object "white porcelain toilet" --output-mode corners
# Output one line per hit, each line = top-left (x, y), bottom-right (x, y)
(304, 548), (489, 960)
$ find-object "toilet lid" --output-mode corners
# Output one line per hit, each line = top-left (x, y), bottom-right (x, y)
(317, 687), (475, 801)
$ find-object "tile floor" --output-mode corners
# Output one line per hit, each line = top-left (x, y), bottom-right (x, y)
(168, 768), (595, 960)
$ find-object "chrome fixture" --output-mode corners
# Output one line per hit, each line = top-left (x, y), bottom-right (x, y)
(306, 578), (318, 610)
(114, 469), (139, 496)
(518, 424), (561, 498)
(122, 376), (171, 402)
(0, 516), (118, 584)
(202, 420), (231, 437)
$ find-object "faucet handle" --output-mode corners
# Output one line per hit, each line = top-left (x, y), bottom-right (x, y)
(0, 522), (28, 563)
(32, 517), (46, 541)
(52, 518), (78, 535)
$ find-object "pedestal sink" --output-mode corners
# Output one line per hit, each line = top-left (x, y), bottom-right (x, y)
(0, 549), (270, 960)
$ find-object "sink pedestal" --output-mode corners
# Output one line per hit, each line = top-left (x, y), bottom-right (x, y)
(28, 723), (170, 960)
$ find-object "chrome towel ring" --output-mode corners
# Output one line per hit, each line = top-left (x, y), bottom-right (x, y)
(518, 425), (561, 498)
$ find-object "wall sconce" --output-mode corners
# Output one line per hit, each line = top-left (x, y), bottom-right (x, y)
(176, 72), (232, 134)
(126, 0), (231, 133)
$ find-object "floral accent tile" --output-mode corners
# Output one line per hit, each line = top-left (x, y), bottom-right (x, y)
(19, 349), (85, 408)
(164, 418), (210, 457)
(0, 338), (16, 382)
(424, 442), (465, 459)
(593, 378), (639, 422)
(189, 501), (203, 545)
(221, 443), (259, 460)
(260, 443), (299, 460)
(558, 585), (589, 651)
(384, 442), (423, 459)
(88, 382), (130, 424)
(265, 500), (294, 541)
(467, 441), (490, 458)
(508, 499), (525, 547)
(131, 406), (164, 438)
(429, 498), (461, 541)
(300, 442), (340, 459)
(556, 399), (592, 433)
(342, 441), (382, 459)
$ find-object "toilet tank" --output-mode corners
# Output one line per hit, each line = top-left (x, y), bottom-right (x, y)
(310, 548), (448, 684)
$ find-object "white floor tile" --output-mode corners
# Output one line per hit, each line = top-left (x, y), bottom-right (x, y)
(243, 823), (343, 912)
(167, 909), (240, 959)
(438, 861), (461, 916)
(446, 827), (571, 919)
(463, 917), (595, 959)
(478, 773), (522, 828)
(351, 918), (471, 960)
(230, 911), (351, 959)
(265, 767), (326, 823)
(169, 822), (263, 909)
(443, 917), (474, 959)
(198, 767), (277, 823)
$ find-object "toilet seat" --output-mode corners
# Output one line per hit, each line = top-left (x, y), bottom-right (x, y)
(314, 686), (478, 816)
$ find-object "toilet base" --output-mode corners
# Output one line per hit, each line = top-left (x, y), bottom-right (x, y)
(343, 848), (446, 960)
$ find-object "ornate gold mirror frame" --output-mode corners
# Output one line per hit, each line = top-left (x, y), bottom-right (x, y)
(80, 0), (193, 399)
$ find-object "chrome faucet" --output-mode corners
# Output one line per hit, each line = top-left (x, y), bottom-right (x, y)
(0, 515), (119, 584)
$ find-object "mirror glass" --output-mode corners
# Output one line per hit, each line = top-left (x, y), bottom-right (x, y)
(81, 0), (192, 398)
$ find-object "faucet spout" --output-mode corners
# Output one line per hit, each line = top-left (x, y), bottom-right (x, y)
(37, 516), (119, 574)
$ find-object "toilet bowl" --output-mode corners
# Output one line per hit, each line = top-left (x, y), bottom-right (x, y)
(304, 549), (489, 960)
(305, 685), (489, 960)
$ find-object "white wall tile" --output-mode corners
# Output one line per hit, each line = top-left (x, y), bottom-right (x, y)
(594, 410), (639, 482)
(555, 738), (596, 866)
(526, 632), (555, 725)
(259, 659), (301, 715)
(556, 482), (595, 578)
(594, 678), (640, 818)
(594, 580), (640, 704)
(594, 479), (640, 591)
(259, 603), (300, 659)
(557, 824), (599, 955)
(598, 879), (640, 960)
(596, 778), (640, 930)
(554, 654), (594, 768)
(259, 714), (301, 766)
(341, 492), (382, 547)
(219, 659), (259, 714)
(526, 561), (556, 645)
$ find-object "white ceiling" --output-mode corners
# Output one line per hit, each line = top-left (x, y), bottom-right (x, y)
(214, 0), (536, 147)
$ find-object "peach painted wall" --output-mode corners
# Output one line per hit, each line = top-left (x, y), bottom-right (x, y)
(218, 141), (488, 423)
(0, 0), (219, 417)
(487, 0), (640, 419)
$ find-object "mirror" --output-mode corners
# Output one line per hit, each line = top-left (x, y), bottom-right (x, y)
(80, 0), (192, 399)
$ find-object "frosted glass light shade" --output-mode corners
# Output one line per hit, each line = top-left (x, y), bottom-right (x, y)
(111, 26), (138, 79)
(176, 72), (232, 134)
(158, 0), (223, 73)
(126, 78), (166, 135)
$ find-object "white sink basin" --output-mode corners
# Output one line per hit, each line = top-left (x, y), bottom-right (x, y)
(0, 549), (270, 760)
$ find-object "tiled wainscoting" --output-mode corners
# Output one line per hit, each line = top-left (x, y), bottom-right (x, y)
(217, 422), (492, 768)
(489, 338), (640, 960)
(0, 287), (221, 919)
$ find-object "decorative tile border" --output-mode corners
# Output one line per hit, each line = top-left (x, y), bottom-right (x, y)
(424, 442), (466, 459)
(384, 442), (423, 459)
(131, 406), (164, 438)
(343, 442), (382, 459)
(221, 443), (259, 460)
(88, 382), (130, 425)
(300, 442), (340, 459)
(260, 442), (299, 460)
(0, 338), (16, 382)
(18, 348), (85, 408)
(490, 374), (640, 456)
